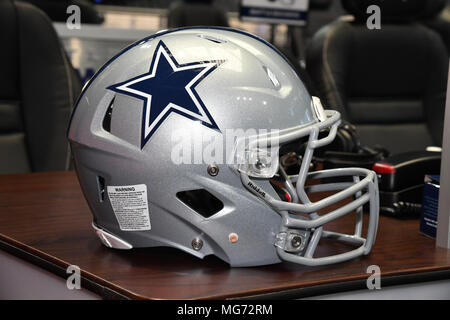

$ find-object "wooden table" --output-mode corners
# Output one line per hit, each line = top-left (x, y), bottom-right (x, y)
(0, 171), (449, 299)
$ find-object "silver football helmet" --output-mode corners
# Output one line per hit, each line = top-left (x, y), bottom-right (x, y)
(68, 27), (379, 267)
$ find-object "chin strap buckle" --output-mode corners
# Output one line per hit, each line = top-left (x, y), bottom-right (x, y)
(274, 230), (309, 253)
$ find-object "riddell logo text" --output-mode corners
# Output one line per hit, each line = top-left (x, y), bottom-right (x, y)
(247, 181), (266, 198)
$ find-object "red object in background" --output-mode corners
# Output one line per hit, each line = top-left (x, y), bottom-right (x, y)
(373, 163), (396, 174)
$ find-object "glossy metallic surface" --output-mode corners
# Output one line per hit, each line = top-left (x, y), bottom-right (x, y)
(69, 27), (379, 267)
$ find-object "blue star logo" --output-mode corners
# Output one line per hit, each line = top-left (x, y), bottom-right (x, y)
(108, 40), (221, 149)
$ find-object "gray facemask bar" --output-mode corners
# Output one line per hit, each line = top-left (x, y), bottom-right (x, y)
(239, 110), (379, 266)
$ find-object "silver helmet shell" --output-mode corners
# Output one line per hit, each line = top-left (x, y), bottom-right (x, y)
(68, 27), (379, 267)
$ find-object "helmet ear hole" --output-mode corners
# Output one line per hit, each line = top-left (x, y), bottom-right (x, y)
(102, 97), (115, 133)
(176, 189), (224, 218)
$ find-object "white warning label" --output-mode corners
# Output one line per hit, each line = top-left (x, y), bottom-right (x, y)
(107, 184), (151, 231)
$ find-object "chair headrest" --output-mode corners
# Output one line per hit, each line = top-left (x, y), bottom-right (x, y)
(341, 0), (446, 22)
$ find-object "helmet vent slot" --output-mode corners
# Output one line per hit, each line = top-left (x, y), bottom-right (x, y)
(97, 175), (106, 202)
(176, 189), (224, 218)
(102, 96), (115, 132)
(197, 34), (227, 44)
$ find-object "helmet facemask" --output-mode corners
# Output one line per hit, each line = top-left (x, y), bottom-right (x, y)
(233, 107), (379, 266)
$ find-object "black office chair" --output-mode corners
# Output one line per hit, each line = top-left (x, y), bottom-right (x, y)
(306, 0), (449, 155)
(168, 0), (229, 28)
(424, 0), (450, 53)
(22, 0), (104, 24)
(0, 0), (81, 174)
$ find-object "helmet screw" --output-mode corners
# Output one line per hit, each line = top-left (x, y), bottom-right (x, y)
(207, 164), (219, 176)
(291, 236), (303, 248)
(228, 233), (239, 243)
(255, 160), (265, 170)
(191, 238), (203, 251)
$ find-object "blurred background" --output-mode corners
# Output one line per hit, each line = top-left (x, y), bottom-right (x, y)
(19, 0), (349, 85)
(1, 0), (450, 176)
